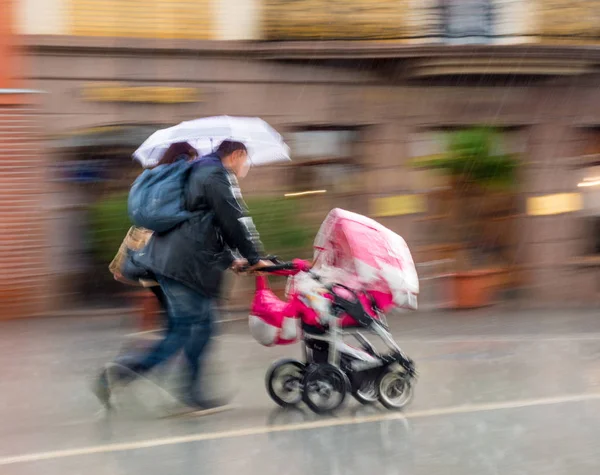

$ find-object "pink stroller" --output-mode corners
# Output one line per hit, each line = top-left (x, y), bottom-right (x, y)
(248, 209), (419, 414)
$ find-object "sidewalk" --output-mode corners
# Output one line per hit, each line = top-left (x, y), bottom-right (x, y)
(2, 307), (600, 474)
(21, 305), (600, 338)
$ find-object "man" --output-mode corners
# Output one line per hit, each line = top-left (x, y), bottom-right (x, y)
(93, 140), (268, 413)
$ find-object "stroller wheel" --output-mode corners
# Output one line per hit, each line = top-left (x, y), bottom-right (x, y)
(352, 378), (379, 405)
(302, 364), (349, 414)
(266, 359), (305, 407)
(377, 370), (414, 411)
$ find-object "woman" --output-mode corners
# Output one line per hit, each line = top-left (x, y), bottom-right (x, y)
(109, 142), (198, 328)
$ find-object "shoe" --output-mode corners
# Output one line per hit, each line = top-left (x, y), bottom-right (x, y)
(91, 364), (139, 410)
(91, 368), (112, 410)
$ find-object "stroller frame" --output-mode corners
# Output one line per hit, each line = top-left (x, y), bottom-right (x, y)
(264, 266), (417, 414)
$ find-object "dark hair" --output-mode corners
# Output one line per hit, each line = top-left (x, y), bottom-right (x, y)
(157, 142), (197, 166)
(215, 140), (247, 158)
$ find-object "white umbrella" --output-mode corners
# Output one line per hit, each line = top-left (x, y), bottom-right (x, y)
(133, 116), (290, 168)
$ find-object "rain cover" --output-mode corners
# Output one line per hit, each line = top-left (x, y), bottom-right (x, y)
(312, 209), (419, 310)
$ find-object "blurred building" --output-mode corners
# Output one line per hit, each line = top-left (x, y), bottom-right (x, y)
(1, 0), (47, 318)
(3, 0), (600, 315)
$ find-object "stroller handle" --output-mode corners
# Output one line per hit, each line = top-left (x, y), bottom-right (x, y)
(258, 263), (296, 272)
(241, 257), (312, 276)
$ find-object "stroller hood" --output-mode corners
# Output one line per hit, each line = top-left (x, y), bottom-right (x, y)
(312, 208), (419, 310)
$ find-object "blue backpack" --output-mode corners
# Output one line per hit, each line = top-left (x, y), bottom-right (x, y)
(128, 160), (195, 233)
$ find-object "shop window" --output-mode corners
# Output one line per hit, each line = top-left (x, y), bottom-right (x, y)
(593, 219), (600, 255)
(578, 131), (600, 256)
(582, 129), (600, 158)
(414, 0), (532, 44)
(291, 130), (357, 162)
(585, 218), (600, 256)
(577, 216), (600, 257)
(412, 0), (495, 44)
(287, 129), (362, 225)
(440, 0), (495, 43)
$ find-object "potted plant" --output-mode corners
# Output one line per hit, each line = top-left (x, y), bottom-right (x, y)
(412, 128), (519, 308)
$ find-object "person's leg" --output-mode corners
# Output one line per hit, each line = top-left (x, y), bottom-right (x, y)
(149, 285), (172, 332)
(181, 297), (214, 405)
(130, 277), (200, 373)
(92, 277), (197, 408)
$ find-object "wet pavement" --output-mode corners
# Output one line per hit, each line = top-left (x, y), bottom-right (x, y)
(1, 309), (600, 474)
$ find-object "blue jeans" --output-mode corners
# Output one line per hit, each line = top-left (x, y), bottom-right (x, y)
(121, 276), (215, 401)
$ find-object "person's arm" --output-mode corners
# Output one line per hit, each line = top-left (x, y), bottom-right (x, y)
(204, 170), (262, 266)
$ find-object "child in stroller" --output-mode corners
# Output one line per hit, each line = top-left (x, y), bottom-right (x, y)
(247, 209), (419, 414)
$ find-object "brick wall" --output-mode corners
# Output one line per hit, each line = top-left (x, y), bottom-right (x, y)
(0, 100), (50, 318)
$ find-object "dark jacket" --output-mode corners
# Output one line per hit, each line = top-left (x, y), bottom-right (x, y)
(134, 154), (261, 297)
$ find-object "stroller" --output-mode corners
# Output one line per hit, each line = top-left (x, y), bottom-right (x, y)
(248, 209), (419, 414)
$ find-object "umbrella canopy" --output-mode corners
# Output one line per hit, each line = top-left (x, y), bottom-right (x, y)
(133, 116), (290, 168)
(312, 208), (419, 310)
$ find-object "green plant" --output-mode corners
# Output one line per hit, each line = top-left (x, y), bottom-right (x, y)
(414, 128), (518, 189)
(412, 128), (519, 269)
(246, 196), (315, 260)
(88, 191), (131, 264)
(88, 192), (315, 267)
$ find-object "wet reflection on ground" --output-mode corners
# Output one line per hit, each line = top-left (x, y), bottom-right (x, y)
(1, 310), (599, 474)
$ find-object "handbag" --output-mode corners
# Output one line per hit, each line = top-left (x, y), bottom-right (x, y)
(109, 226), (156, 286)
